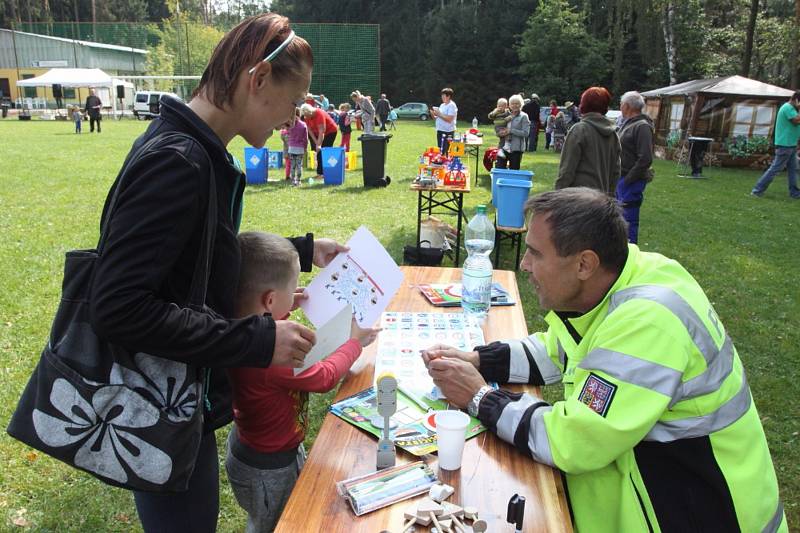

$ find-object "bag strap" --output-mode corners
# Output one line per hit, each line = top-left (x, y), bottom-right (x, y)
(97, 132), (217, 306)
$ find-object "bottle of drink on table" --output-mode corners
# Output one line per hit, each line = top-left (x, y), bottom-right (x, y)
(462, 205), (494, 324)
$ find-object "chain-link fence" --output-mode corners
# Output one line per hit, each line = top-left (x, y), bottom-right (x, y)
(7, 21), (380, 107)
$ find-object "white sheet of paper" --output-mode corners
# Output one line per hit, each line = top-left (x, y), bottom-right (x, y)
(294, 303), (353, 375)
(300, 226), (403, 328)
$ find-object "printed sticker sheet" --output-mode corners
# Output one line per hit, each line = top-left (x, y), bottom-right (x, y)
(373, 312), (485, 402)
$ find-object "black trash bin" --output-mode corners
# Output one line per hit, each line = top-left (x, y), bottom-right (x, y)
(1, 103), (9, 118)
(358, 133), (392, 187)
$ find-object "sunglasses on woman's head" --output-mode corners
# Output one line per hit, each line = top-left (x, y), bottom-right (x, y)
(248, 30), (296, 75)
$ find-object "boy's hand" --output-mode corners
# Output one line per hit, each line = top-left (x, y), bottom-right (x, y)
(350, 318), (381, 348)
(272, 320), (316, 367)
(291, 287), (307, 311)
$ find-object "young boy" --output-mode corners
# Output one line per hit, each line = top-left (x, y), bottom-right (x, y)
(71, 105), (82, 134)
(226, 232), (379, 533)
(284, 114), (308, 186)
(488, 98), (512, 157)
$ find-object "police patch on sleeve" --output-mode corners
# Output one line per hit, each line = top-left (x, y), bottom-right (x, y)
(577, 373), (617, 417)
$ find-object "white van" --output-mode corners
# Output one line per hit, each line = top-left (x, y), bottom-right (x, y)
(133, 91), (180, 119)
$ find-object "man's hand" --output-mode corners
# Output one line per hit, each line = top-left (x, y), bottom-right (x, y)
(291, 287), (307, 311)
(272, 320), (316, 368)
(313, 238), (348, 268)
(421, 344), (479, 368)
(428, 357), (487, 408)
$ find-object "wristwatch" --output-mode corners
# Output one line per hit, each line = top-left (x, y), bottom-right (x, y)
(467, 385), (494, 418)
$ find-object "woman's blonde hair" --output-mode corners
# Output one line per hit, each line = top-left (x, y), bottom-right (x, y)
(509, 94), (524, 107)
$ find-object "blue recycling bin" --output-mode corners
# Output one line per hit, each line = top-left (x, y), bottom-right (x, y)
(244, 147), (268, 184)
(491, 168), (533, 206)
(495, 178), (533, 228)
(268, 150), (283, 169)
(321, 146), (345, 185)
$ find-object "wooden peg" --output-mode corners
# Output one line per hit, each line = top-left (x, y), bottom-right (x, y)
(463, 506), (479, 521)
(442, 504), (467, 533)
(472, 518), (488, 532)
(428, 512), (444, 532)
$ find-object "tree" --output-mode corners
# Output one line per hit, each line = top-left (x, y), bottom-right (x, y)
(741, 0), (759, 77)
(517, 0), (610, 102)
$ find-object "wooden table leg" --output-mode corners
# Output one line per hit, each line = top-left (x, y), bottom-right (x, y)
(455, 192), (463, 266)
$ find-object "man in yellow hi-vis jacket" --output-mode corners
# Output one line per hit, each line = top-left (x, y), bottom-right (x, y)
(424, 188), (786, 533)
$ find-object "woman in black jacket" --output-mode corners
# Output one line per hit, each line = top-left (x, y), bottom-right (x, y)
(90, 13), (345, 532)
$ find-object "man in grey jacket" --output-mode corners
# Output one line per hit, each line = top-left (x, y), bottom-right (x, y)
(616, 91), (654, 244)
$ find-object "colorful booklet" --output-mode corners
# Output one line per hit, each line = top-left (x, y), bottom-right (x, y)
(329, 386), (486, 456)
(336, 461), (438, 516)
(418, 282), (515, 307)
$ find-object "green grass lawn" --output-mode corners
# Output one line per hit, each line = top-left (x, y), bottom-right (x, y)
(0, 118), (797, 531)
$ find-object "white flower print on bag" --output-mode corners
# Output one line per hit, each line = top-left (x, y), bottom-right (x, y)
(110, 352), (199, 422)
(32, 378), (173, 484)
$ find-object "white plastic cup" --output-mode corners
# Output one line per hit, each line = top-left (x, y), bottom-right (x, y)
(435, 410), (471, 470)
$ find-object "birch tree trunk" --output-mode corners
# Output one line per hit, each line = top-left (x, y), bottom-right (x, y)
(662, 1), (677, 84)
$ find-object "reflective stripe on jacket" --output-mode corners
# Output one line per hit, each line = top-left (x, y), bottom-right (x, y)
(477, 244), (786, 533)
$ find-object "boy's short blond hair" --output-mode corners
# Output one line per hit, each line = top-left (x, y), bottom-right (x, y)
(339, 102), (351, 111)
(497, 98), (508, 106)
(237, 232), (299, 299)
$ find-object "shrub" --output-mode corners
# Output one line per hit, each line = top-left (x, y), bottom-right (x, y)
(724, 135), (770, 158)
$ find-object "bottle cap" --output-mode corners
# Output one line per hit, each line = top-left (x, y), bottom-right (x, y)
(476, 204), (487, 214)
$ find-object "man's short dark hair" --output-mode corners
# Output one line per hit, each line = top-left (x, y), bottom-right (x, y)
(524, 188), (629, 272)
(793, 91), (800, 102)
(441, 87), (454, 97)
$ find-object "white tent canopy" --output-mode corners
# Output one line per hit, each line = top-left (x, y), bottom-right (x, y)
(17, 68), (114, 88)
(16, 68), (134, 115)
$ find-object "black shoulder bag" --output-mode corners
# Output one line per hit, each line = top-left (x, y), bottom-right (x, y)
(7, 133), (217, 492)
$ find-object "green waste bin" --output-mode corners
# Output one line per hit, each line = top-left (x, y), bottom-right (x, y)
(358, 133), (392, 187)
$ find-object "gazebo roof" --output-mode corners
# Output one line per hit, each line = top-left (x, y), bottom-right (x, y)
(641, 75), (793, 99)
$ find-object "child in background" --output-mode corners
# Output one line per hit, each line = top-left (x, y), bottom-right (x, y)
(387, 108), (398, 131)
(338, 103), (352, 152)
(279, 126), (290, 180)
(285, 113), (308, 186)
(226, 232), (380, 533)
(71, 105), (82, 134)
(488, 98), (512, 157)
(552, 111), (567, 153)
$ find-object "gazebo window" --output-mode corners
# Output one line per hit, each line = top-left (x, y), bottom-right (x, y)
(669, 102), (684, 132)
(732, 104), (774, 137)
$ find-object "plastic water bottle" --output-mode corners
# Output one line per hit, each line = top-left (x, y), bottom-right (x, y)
(462, 205), (494, 323)
(472, 116), (478, 129)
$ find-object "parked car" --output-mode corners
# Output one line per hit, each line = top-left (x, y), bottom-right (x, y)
(394, 102), (430, 121)
(133, 90), (180, 119)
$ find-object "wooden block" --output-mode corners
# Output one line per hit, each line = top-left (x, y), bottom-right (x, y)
(416, 497), (443, 515)
(438, 518), (453, 531)
(463, 506), (479, 521)
(429, 483), (455, 502)
(472, 518), (488, 532)
(442, 502), (464, 518)
(403, 503), (419, 521)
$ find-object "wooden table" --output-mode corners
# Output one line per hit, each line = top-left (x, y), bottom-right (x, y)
(277, 266), (572, 533)
(464, 136), (484, 185)
(411, 181), (471, 266)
